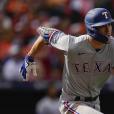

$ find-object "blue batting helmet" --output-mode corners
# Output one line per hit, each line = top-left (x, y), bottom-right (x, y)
(85, 8), (114, 43)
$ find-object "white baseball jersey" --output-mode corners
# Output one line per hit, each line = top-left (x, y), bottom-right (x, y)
(49, 33), (114, 102)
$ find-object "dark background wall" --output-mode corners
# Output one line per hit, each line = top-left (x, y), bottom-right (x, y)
(100, 85), (114, 114)
(0, 81), (46, 114)
(0, 81), (113, 114)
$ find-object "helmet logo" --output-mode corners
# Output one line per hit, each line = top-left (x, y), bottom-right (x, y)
(102, 12), (108, 19)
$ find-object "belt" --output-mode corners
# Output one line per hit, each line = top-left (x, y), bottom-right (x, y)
(74, 95), (99, 102)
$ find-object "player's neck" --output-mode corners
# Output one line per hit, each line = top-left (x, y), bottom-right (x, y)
(88, 37), (105, 49)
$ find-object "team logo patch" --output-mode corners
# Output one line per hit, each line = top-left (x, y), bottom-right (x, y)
(102, 11), (108, 19)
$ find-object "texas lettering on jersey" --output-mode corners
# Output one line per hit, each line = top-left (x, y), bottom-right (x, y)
(74, 61), (111, 73)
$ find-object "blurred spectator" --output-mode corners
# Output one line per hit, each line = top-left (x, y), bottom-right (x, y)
(0, 0), (7, 11)
(35, 81), (60, 114)
(33, 44), (63, 81)
(0, 0), (113, 114)
(2, 43), (23, 81)
(5, 0), (29, 16)
(0, 0), (113, 83)
(69, 0), (95, 16)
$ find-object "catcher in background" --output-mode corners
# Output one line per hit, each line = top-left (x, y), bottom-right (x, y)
(20, 8), (114, 114)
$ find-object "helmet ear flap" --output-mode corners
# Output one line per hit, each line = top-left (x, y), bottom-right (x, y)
(87, 27), (108, 43)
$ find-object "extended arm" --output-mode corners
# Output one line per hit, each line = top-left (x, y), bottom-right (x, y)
(28, 26), (62, 57)
(19, 35), (45, 81)
(20, 26), (66, 81)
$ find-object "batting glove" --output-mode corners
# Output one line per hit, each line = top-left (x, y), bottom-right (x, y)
(20, 55), (36, 81)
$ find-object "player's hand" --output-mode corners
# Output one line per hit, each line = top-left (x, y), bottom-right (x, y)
(20, 55), (37, 81)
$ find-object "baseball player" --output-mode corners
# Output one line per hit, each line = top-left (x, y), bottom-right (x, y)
(20, 8), (114, 114)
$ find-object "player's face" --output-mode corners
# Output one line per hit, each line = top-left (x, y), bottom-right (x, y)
(98, 23), (112, 37)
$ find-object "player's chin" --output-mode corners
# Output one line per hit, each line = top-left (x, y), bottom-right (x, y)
(107, 32), (112, 36)
(105, 34), (111, 38)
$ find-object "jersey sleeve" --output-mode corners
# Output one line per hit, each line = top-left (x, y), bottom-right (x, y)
(37, 26), (70, 52)
(49, 31), (70, 52)
(37, 26), (80, 52)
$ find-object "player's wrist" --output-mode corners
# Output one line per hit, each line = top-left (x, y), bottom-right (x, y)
(25, 55), (34, 63)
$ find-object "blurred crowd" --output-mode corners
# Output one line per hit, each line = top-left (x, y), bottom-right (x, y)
(0, 0), (114, 83)
(0, 1), (114, 114)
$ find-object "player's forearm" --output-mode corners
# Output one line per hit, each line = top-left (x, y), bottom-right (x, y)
(27, 35), (45, 58)
(27, 26), (64, 58)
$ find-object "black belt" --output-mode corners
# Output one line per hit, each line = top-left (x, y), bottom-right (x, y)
(75, 95), (99, 102)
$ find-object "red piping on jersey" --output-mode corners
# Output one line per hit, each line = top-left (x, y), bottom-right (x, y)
(63, 101), (80, 114)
